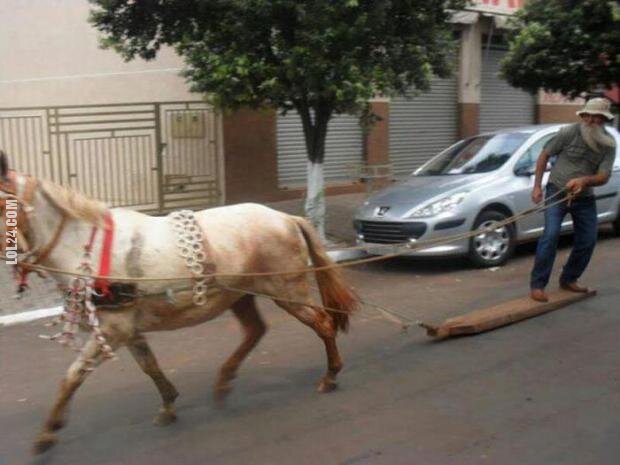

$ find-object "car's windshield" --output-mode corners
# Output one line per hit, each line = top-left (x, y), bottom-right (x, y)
(415, 132), (530, 176)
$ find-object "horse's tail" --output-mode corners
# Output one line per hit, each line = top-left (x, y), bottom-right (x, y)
(293, 216), (358, 333)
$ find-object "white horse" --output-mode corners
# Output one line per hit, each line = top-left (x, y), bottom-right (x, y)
(0, 151), (358, 454)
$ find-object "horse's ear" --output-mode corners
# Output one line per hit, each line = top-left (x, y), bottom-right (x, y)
(0, 150), (8, 181)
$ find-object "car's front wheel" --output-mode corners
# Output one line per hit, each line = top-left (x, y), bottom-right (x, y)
(613, 208), (620, 236)
(468, 210), (515, 268)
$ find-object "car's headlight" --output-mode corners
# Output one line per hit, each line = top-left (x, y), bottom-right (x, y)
(408, 192), (468, 218)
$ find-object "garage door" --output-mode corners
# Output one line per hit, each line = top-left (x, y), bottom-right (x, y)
(277, 112), (363, 188)
(389, 76), (459, 177)
(479, 48), (536, 133)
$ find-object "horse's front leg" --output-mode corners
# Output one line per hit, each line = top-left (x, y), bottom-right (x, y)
(33, 336), (119, 455)
(127, 334), (179, 426)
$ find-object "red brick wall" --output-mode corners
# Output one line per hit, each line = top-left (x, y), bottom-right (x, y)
(458, 103), (479, 138)
(537, 105), (581, 124)
(222, 108), (280, 204)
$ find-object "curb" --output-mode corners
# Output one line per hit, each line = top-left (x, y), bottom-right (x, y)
(327, 249), (367, 262)
(0, 306), (63, 327)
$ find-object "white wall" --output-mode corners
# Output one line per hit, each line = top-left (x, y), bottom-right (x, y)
(0, 0), (197, 107)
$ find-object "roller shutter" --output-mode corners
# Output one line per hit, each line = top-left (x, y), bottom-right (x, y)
(389, 76), (459, 177)
(277, 112), (363, 188)
(479, 48), (536, 133)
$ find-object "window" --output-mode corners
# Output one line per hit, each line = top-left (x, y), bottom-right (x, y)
(514, 133), (556, 174)
(416, 132), (529, 176)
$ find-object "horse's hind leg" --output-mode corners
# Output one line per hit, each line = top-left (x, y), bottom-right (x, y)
(214, 295), (267, 403)
(33, 336), (120, 455)
(127, 334), (179, 426)
(274, 300), (343, 393)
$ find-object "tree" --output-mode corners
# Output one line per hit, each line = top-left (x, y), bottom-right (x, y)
(501, 0), (620, 99)
(90, 0), (465, 239)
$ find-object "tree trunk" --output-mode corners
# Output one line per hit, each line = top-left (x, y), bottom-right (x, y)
(297, 100), (332, 242)
(305, 160), (326, 240)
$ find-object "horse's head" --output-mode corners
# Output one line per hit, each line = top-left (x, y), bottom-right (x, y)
(0, 150), (37, 258)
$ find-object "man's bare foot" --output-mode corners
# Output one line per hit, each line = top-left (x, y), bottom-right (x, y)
(530, 288), (549, 302)
(560, 281), (591, 293)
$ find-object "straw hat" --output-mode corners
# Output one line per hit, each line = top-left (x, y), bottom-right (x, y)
(576, 97), (614, 121)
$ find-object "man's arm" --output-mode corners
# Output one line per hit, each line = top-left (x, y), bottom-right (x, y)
(531, 150), (550, 203)
(567, 145), (614, 194)
(565, 172), (611, 195)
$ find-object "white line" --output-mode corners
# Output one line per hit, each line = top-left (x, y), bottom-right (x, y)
(0, 68), (183, 85)
(0, 306), (62, 327)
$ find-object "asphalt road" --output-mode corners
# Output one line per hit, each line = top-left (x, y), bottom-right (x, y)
(1, 231), (620, 465)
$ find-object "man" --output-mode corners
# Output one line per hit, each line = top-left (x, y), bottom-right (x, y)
(530, 97), (616, 302)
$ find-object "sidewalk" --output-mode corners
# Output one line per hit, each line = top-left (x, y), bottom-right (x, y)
(0, 193), (366, 318)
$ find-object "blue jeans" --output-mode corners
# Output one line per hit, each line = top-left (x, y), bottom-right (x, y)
(530, 184), (598, 289)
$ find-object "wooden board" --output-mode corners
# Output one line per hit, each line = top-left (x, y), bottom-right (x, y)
(420, 289), (597, 340)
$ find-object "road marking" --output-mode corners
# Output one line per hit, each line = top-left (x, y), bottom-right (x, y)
(0, 306), (62, 327)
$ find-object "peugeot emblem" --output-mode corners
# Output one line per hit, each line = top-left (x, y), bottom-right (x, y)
(375, 206), (390, 217)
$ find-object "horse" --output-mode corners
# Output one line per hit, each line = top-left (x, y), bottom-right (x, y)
(0, 150), (358, 454)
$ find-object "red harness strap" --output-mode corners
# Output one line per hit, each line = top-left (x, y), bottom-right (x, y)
(86, 212), (115, 296)
(97, 213), (115, 295)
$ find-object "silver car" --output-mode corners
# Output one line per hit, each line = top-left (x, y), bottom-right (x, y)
(353, 124), (620, 267)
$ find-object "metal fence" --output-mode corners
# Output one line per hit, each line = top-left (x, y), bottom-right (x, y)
(0, 101), (223, 213)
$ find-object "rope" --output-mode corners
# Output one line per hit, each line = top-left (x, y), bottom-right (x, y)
(0, 189), (570, 282)
(216, 283), (415, 331)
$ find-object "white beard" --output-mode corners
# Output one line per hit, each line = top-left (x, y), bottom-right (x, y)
(579, 123), (615, 153)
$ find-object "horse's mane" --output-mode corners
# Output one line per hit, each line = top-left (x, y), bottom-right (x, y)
(40, 180), (108, 226)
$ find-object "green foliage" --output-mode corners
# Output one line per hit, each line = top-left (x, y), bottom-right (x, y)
(501, 0), (620, 98)
(90, 0), (465, 162)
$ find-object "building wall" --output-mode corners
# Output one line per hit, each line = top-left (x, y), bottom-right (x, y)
(366, 101), (390, 166)
(223, 109), (279, 204)
(536, 92), (583, 124)
(0, 0), (195, 107)
(537, 105), (581, 124)
(457, 20), (483, 138)
(363, 100), (391, 189)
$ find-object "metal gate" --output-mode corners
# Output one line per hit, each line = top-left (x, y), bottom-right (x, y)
(277, 112), (364, 187)
(479, 48), (536, 133)
(389, 75), (459, 177)
(0, 102), (222, 213)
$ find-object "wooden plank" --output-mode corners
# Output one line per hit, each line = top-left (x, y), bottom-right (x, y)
(420, 289), (596, 340)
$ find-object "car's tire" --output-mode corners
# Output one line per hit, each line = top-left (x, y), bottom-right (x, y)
(613, 209), (620, 237)
(468, 210), (516, 268)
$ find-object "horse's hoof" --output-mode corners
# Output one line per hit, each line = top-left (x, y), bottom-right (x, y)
(153, 410), (177, 426)
(213, 384), (232, 407)
(48, 418), (65, 431)
(33, 432), (57, 455)
(317, 379), (338, 393)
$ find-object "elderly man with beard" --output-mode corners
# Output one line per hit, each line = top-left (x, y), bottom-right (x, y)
(530, 97), (617, 302)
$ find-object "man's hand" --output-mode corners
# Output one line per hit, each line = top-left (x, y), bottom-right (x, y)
(531, 185), (543, 204)
(566, 177), (587, 195)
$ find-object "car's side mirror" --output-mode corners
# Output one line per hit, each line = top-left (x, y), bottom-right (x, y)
(514, 165), (535, 177)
